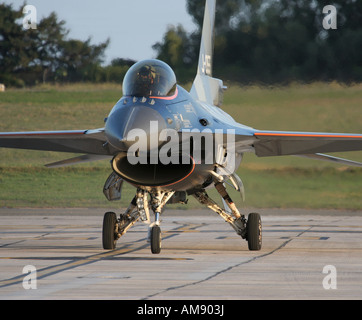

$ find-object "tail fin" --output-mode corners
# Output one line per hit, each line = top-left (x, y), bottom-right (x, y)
(196, 0), (216, 77)
(190, 0), (225, 107)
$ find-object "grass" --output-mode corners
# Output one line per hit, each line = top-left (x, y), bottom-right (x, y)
(0, 82), (361, 209)
(0, 166), (360, 210)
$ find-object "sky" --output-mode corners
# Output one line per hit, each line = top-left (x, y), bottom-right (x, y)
(6, 0), (197, 65)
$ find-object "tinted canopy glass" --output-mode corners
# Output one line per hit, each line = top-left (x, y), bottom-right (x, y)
(122, 59), (177, 97)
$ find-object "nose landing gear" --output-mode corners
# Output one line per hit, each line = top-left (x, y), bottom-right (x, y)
(147, 191), (174, 254)
(102, 188), (174, 254)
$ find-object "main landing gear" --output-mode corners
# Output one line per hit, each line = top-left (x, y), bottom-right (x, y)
(193, 182), (262, 251)
(102, 188), (174, 254)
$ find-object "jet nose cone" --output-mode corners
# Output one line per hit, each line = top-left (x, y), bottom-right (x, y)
(105, 105), (167, 151)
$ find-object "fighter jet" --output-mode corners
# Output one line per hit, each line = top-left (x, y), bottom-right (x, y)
(1, 0), (362, 254)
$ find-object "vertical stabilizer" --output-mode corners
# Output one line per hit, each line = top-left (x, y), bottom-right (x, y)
(190, 0), (225, 107)
(196, 0), (216, 77)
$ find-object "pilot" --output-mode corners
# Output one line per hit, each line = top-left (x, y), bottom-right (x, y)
(135, 65), (156, 96)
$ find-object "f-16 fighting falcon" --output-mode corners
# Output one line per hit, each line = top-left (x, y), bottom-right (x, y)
(1, 0), (362, 254)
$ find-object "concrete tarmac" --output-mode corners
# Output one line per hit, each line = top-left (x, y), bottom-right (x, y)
(0, 208), (361, 300)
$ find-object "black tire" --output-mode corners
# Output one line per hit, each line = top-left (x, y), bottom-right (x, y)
(247, 212), (262, 251)
(150, 225), (162, 254)
(102, 211), (117, 250)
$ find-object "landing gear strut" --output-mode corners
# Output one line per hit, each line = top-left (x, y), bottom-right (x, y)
(193, 182), (262, 251)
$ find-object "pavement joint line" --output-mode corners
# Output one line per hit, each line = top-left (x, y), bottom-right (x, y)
(142, 226), (313, 300)
(0, 222), (202, 289)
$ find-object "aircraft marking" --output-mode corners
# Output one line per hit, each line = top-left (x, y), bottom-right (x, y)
(0, 131), (85, 137)
(255, 132), (362, 139)
(150, 87), (179, 100)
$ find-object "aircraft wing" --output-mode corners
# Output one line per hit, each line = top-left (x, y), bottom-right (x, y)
(252, 130), (362, 157)
(0, 128), (116, 155)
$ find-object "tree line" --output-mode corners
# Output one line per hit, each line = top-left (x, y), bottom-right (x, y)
(154, 0), (362, 84)
(1, 1), (362, 87)
(0, 3), (135, 87)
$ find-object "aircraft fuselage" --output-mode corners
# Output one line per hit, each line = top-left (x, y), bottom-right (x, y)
(104, 84), (244, 192)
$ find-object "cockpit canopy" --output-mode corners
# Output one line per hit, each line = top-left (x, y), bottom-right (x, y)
(122, 59), (177, 97)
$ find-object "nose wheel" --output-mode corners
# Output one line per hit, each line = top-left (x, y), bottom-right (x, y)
(150, 224), (162, 254)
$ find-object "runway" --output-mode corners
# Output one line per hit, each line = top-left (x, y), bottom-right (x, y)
(0, 208), (361, 300)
